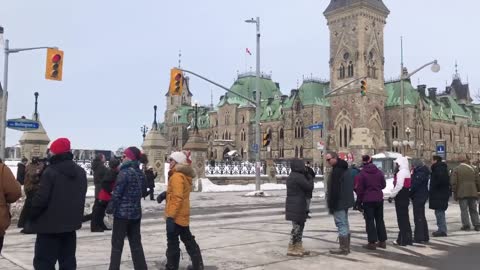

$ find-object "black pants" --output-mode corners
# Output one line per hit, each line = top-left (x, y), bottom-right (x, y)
(394, 188), (413, 246)
(166, 223), (203, 270)
(148, 187), (155, 200)
(91, 199), (107, 230)
(0, 236), (4, 254)
(412, 198), (429, 242)
(33, 231), (77, 270)
(363, 201), (387, 243)
(109, 218), (147, 270)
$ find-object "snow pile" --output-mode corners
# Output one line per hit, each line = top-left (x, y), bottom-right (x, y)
(200, 178), (324, 193)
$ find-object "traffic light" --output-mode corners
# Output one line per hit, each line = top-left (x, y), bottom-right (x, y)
(45, 48), (64, 81)
(169, 68), (184, 96)
(263, 132), (271, 147)
(360, 79), (367, 96)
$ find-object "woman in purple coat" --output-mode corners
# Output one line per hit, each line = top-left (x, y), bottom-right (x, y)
(354, 155), (387, 250)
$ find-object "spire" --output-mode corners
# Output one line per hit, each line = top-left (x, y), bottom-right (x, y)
(453, 60), (461, 80)
(178, 50), (182, 68)
(210, 89), (214, 109)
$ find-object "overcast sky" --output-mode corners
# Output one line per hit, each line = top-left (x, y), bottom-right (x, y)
(1, 0), (479, 151)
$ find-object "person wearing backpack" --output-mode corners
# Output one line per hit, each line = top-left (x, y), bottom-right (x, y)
(326, 152), (354, 255)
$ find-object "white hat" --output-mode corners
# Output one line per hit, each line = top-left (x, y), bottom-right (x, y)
(169, 151), (187, 164)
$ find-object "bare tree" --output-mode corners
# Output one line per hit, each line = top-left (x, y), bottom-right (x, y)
(474, 88), (480, 103)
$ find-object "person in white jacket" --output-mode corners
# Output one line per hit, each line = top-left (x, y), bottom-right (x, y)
(389, 156), (413, 246)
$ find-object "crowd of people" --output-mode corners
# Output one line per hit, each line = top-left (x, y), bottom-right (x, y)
(0, 137), (203, 270)
(285, 152), (480, 256)
(2, 141), (480, 268)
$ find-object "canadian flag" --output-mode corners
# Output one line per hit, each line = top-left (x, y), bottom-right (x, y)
(246, 48), (252, 55)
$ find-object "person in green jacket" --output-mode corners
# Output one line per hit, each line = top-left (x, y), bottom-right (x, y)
(450, 157), (480, 231)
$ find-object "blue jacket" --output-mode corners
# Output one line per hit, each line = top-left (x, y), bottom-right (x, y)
(410, 165), (430, 203)
(109, 161), (147, 220)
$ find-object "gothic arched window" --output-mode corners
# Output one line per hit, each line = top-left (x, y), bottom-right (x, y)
(279, 128), (284, 140)
(347, 61), (354, 77)
(339, 64), (346, 79)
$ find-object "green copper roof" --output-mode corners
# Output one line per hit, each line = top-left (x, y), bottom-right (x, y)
(298, 80), (330, 106)
(385, 80), (419, 107)
(219, 73), (282, 107)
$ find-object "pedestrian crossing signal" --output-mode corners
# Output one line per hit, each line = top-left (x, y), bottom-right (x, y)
(169, 68), (184, 96)
(360, 80), (367, 96)
(45, 48), (64, 81)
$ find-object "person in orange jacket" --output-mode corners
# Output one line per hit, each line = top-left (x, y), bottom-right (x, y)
(160, 151), (203, 270)
(0, 161), (23, 253)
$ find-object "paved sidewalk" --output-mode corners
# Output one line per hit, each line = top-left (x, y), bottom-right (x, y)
(1, 189), (479, 269)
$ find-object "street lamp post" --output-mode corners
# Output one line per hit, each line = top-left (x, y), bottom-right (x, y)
(245, 17), (262, 194)
(141, 124), (148, 141)
(0, 26), (58, 159)
(399, 39), (440, 156)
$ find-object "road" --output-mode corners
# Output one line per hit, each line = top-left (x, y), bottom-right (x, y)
(1, 188), (479, 270)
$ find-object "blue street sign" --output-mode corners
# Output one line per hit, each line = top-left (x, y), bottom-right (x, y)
(6, 118), (40, 131)
(307, 123), (323, 131)
(436, 145), (445, 153)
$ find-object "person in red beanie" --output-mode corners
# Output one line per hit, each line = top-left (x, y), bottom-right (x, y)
(29, 138), (88, 269)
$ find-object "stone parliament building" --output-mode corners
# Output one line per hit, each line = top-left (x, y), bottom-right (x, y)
(160, 0), (480, 166)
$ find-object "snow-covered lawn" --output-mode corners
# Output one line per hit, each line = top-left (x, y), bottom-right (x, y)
(200, 178), (324, 193)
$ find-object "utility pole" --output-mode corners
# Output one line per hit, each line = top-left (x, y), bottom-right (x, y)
(0, 27), (58, 159)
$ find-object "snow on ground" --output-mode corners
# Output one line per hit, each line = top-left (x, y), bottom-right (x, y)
(200, 178), (324, 193)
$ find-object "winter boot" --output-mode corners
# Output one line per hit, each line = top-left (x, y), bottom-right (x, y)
(329, 236), (349, 255)
(296, 242), (310, 256)
(165, 250), (180, 270)
(363, 242), (377, 250)
(185, 236), (204, 270)
(377, 241), (387, 249)
(347, 233), (351, 253)
(287, 243), (303, 257)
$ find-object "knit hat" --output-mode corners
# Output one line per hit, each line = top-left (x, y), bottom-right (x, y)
(124, 146), (141, 161)
(50, 138), (71, 155)
(169, 151), (187, 164)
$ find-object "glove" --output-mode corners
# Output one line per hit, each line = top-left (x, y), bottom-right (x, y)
(166, 217), (176, 234)
(388, 197), (393, 204)
(157, 191), (167, 204)
(105, 201), (114, 215)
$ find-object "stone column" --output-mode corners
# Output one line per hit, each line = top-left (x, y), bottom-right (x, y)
(19, 115), (50, 160)
(142, 129), (167, 183)
(183, 132), (208, 191)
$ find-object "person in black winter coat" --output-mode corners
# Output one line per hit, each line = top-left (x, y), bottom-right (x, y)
(304, 162), (315, 218)
(285, 159), (314, 257)
(410, 160), (430, 243)
(16, 157), (28, 185)
(29, 138), (87, 269)
(429, 156), (450, 237)
(145, 167), (157, 201)
(91, 154), (108, 232)
(326, 152), (354, 255)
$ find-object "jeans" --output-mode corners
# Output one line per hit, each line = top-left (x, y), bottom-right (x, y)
(109, 218), (147, 270)
(412, 198), (429, 242)
(362, 201), (387, 243)
(33, 231), (77, 270)
(435, 209), (447, 233)
(333, 209), (350, 237)
(459, 198), (480, 227)
(148, 187), (155, 200)
(290, 221), (305, 245)
(166, 223), (203, 270)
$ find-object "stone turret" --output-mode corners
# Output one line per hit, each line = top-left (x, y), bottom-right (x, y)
(142, 105), (168, 183)
(19, 114), (50, 160)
